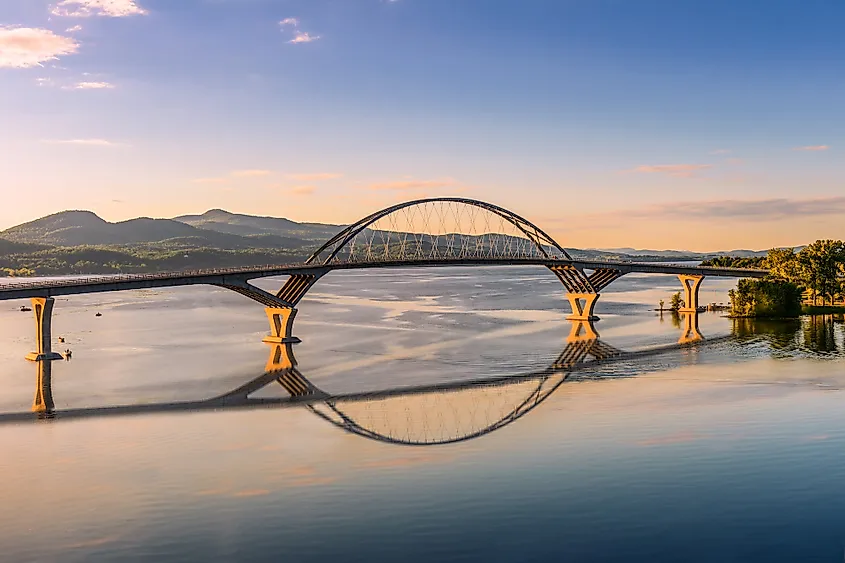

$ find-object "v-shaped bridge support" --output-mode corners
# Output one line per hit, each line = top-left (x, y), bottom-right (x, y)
(678, 275), (704, 313)
(548, 265), (627, 321)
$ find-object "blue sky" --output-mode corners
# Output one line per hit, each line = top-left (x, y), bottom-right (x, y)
(1, 0), (843, 249)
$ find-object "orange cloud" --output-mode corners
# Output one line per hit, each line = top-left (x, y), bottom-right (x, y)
(288, 31), (320, 44)
(793, 145), (829, 151)
(288, 173), (342, 181)
(191, 177), (227, 184)
(231, 169), (271, 177)
(628, 164), (712, 178)
(289, 185), (316, 195)
(0, 26), (79, 68)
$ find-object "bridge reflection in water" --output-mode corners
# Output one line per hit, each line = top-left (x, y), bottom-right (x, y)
(21, 314), (843, 442)
(23, 314), (716, 433)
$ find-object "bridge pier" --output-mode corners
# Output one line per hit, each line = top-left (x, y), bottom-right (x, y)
(262, 307), (300, 344)
(678, 275), (704, 312)
(566, 293), (600, 321)
(25, 297), (63, 362)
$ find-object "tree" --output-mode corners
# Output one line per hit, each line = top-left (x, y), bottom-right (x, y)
(669, 291), (683, 311)
(729, 279), (802, 318)
(797, 240), (845, 305)
(659, 299), (665, 310)
(764, 247), (801, 284)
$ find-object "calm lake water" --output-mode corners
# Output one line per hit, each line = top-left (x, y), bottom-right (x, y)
(1, 266), (845, 562)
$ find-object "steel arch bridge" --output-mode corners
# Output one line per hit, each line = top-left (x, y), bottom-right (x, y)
(0, 197), (767, 361)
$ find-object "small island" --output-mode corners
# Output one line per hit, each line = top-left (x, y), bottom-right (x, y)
(701, 240), (845, 318)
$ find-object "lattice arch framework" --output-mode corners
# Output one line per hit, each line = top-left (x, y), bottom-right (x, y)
(306, 197), (572, 265)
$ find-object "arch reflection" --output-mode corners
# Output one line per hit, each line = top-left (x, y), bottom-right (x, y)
(13, 318), (723, 444)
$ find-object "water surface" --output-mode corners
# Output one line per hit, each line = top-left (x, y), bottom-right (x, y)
(1, 267), (844, 562)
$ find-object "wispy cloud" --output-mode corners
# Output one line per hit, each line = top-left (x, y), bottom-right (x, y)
(624, 196), (845, 221)
(368, 178), (458, 191)
(289, 185), (316, 195)
(231, 169), (271, 177)
(191, 177), (227, 184)
(51, 0), (148, 17)
(192, 169), (273, 183)
(66, 25), (83, 32)
(288, 172), (342, 181)
(0, 26), (79, 68)
(288, 31), (320, 44)
(710, 149), (730, 155)
(64, 81), (115, 89)
(628, 164), (712, 178)
(279, 16), (320, 44)
(41, 138), (121, 146)
(793, 145), (829, 151)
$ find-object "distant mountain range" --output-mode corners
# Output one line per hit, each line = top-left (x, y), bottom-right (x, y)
(0, 209), (344, 251)
(0, 209), (770, 257)
(594, 247), (768, 259)
(0, 208), (771, 276)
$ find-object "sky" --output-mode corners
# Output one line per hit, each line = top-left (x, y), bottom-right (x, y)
(0, 0), (843, 251)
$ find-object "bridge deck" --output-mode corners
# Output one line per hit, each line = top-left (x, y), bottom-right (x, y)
(0, 258), (767, 301)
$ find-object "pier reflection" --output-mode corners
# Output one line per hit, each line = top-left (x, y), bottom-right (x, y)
(9, 318), (721, 444)
(32, 360), (55, 419)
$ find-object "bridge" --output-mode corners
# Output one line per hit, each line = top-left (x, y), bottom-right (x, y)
(0, 197), (767, 361)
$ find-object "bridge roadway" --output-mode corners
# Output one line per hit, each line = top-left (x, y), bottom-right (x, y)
(0, 258), (767, 302)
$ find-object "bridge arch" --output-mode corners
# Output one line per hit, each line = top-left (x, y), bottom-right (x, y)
(306, 197), (572, 265)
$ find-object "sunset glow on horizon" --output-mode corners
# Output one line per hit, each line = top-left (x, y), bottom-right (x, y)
(1, 0), (843, 251)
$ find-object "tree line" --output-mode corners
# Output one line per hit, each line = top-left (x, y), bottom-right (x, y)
(712, 240), (845, 317)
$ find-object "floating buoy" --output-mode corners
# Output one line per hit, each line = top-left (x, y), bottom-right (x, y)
(95, 312), (102, 317)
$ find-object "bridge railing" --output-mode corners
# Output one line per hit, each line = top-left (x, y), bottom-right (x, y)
(0, 262), (308, 290)
(0, 258), (770, 292)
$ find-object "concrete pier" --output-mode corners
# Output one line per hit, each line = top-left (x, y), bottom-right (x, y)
(262, 307), (300, 344)
(566, 293), (600, 321)
(678, 275), (704, 313)
(25, 297), (63, 362)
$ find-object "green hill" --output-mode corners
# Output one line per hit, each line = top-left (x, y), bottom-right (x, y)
(173, 209), (342, 242)
(0, 210), (312, 250)
(0, 237), (50, 256)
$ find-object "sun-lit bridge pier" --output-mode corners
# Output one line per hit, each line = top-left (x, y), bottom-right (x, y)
(0, 197), (767, 360)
